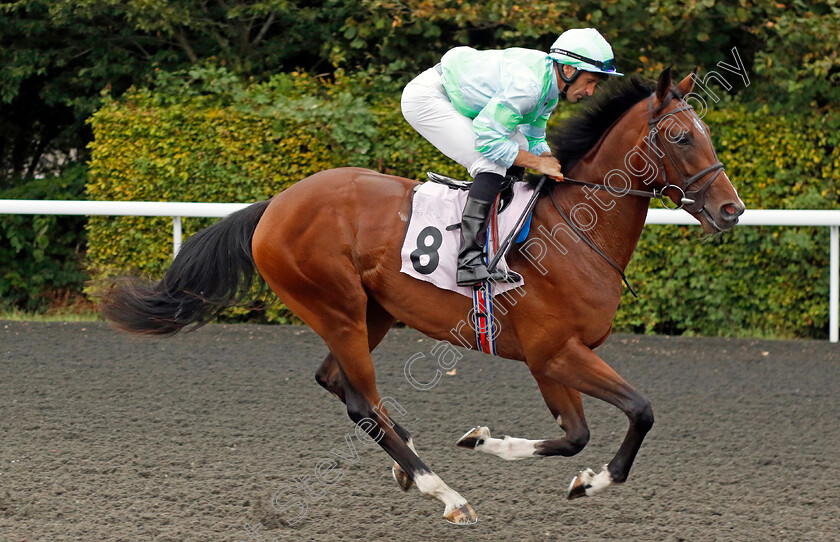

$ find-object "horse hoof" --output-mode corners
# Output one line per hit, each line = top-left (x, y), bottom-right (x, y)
(444, 502), (478, 525)
(567, 465), (612, 500)
(392, 461), (414, 491)
(456, 426), (490, 449)
(567, 468), (595, 500)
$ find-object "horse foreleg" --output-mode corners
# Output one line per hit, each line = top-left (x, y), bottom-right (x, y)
(456, 378), (590, 460)
(531, 378), (591, 457)
(534, 338), (653, 499)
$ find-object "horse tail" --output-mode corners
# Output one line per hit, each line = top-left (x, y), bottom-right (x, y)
(100, 199), (273, 336)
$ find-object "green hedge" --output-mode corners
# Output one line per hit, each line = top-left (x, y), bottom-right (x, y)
(86, 69), (463, 323)
(87, 70), (840, 338)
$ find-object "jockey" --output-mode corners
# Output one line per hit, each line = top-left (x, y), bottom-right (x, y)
(401, 28), (623, 287)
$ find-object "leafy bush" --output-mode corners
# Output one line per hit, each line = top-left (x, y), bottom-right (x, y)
(0, 165), (88, 312)
(86, 68), (461, 323)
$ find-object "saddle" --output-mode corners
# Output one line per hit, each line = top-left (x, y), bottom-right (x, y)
(399, 179), (533, 300)
(424, 172), (516, 214)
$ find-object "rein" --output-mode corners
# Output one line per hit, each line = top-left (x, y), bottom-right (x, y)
(559, 176), (678, 207)
(544, 92), (727, 298)
(547, 189), (639, 297)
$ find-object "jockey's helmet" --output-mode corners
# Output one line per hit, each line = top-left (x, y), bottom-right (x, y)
(549, 28), (623, 77)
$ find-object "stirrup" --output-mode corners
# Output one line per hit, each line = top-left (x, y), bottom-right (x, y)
(456, 265), (521, 287)
(487, 268), (522, 284)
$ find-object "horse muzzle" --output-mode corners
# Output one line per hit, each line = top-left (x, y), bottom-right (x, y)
(678, 169), (744, 233)
(695, 198), (745, 233)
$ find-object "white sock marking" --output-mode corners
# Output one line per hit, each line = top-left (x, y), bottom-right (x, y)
(478, 435), (539, 460)
(585, 468), (612, 496)
(467, 427), (539, 460)
(413, 472), (467, 515)
(572, 464), (613, 497)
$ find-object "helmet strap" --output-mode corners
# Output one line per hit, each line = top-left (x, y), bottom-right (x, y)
(557, 64), (582, 100)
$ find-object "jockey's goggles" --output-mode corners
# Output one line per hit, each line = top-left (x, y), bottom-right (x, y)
(550, 48), (618, 73)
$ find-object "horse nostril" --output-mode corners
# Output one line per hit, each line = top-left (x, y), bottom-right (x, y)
(721, 202), (744, 219)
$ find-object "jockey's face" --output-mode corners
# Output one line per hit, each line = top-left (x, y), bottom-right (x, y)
(561, 65), (603, 103)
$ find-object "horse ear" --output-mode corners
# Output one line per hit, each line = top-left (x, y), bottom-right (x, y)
(676, 67), (698, 97)
(655, 66), (672, 104)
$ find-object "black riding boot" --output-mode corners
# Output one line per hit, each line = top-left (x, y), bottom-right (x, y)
(456, 173), (522, 287)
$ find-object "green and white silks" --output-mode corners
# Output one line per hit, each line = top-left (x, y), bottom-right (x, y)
(438, 46), (560, 168)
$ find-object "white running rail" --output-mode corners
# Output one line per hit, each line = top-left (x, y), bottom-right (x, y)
(2, 200), (839, 342)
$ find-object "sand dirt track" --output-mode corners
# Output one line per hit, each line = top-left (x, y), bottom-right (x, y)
(1, 321), (839, 541)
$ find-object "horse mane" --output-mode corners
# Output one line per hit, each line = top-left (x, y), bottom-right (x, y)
(527, 75), (663, 192)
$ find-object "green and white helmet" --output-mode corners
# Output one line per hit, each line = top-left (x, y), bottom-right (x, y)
(549, 28), (623, 77)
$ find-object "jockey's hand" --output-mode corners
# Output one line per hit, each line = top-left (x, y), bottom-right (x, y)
(538, 155), (564, 182)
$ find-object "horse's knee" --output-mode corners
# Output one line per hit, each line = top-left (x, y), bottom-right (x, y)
(566, 426), (590, 455)
(535, 425), (590, 457)
(628, 396), (654, 434)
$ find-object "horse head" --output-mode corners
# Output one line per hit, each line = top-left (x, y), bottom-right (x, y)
(646, 67), (745, 233)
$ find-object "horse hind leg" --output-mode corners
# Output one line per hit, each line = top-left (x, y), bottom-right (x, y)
(316, 352), (417, 491)
(281, 276), (474, 523)
(391, 432), (417, 491)
(313, 301), (416, 491)
(335, 338), (476, 524)
(315, 353), (347, 402)
(456, 379), (590, 461)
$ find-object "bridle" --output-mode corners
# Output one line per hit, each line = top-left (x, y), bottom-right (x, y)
(559, 92), (725, 212)
(643, 94), (725, 214)
(543, 91), (727, 296)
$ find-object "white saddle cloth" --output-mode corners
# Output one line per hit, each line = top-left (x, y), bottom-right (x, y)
(399, 181), (533, 298)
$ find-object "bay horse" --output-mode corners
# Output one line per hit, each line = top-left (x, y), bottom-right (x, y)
(100, 68), (744, 524)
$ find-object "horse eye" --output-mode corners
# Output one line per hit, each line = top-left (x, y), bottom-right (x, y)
(676, 134), (691, 146)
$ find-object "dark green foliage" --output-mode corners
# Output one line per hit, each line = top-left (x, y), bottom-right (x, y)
(3, 2), (838, 336)
(85, 68), (463, 324)
(3, 1), (837, 189)
(0, 165), (88, 311)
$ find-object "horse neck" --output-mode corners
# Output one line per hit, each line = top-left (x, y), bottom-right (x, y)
(542, 110), (651, 271)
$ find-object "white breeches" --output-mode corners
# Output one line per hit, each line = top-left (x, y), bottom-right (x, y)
(401, 67), (528, 179)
